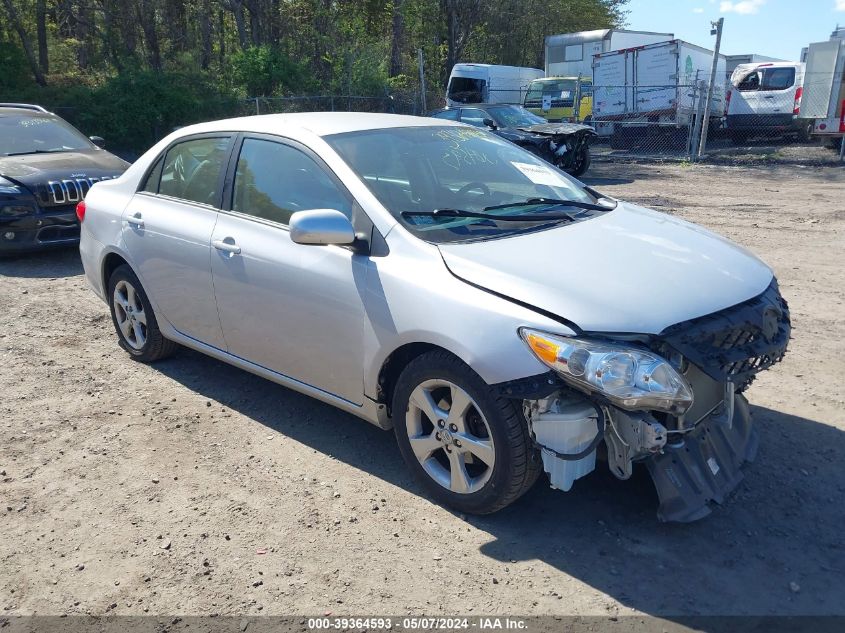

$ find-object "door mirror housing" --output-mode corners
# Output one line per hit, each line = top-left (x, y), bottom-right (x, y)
(89, 136), (105, 148)
(482, 118), (498, 130)
(289, 209), (356, 246)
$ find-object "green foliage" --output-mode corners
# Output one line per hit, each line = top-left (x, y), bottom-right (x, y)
(6, 70), (238, 153)
(0, 41), (30, 91)
(230, 46), (313, 96)
(0, 0), (628, 152)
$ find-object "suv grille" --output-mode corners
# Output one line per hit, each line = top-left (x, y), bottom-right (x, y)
(658, 279), (790, 389)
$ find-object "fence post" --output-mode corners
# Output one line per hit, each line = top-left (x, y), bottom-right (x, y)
(417, 48), (427, 114)
(697, 16), (724, 159)
(254, 97), (260, 115)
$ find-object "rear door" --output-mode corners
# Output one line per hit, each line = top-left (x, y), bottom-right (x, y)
(633, 43), (676, 115)
(122, 134), (233, 348)
(758, 66), (798, 116)
(729, 69), (761, 115)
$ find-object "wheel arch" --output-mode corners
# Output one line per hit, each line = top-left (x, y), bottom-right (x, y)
(376, 342), (464, 418)
(101, 251), (131, 294)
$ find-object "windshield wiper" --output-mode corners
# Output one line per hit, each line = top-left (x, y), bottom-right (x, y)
(3, 148), (71, 156)
(484, 197), (613, 212)
(583, 187), (618, 208)
(401, 208), (575, 222)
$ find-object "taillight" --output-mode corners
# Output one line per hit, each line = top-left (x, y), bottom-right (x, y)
(725, 89), (732, 115)
(75, 200), (86, 223)
(793, 87), (803, 115)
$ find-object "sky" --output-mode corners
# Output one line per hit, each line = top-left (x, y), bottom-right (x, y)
(623, 0), (844, 61)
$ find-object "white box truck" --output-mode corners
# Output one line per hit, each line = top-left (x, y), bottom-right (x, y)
(545, 29), (673, 78)
(445, 64), (543, 108)
(592, 39), (727, 146)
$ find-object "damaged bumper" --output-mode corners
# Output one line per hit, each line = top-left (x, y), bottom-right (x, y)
(647, 393), (757, 522)
(516, 279), (789, 522)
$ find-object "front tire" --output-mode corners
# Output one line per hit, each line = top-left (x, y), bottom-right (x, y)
(107, 264), (178, 362)
(392, 351), (541, 514)
(565, 145), (591, 177)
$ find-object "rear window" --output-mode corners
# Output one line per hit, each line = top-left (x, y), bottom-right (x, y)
(761, 67), (795, 91)
(448, 77), (485, 104)
(734, 67), (796, 92)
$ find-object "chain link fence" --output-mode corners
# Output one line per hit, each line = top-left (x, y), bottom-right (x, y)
(236, 93), (421, 117)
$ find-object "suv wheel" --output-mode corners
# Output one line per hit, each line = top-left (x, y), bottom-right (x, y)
(107, 264), (178, 362)
(392, 351), (540, 514)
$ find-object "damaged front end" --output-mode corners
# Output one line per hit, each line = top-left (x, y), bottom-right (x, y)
(510, 123), (596, 174)
(513, 279), (790, 522)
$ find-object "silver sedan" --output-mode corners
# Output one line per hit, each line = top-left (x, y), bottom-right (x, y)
(78, 113), (790, 521)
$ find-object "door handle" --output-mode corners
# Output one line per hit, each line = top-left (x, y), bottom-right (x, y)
(126, 213), (144, 228)
(213, 239), (241, 255)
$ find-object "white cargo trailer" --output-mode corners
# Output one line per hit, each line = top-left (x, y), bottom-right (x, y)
(799, 39), (845, 140)
(545, 29), (673, 78)
(592, 39), (727, 144)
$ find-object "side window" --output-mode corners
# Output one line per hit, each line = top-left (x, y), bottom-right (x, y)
(432, 110), (459, 121)
(158, 137), (229, 206)
(580, 82), (593, 98)
(232, 138), (351, 226)
(737, 71), (761, 91)
(761, 67), (795, 91)
(460, 108), (489, 127)
(140, 156), (164, 193)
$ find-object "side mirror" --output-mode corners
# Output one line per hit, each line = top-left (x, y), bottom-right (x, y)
(482, 118), (497, 130)
(89, 136), (105, 148)
(289, 209), (356, 246)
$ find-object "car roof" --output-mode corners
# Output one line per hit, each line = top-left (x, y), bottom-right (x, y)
(172, 112), (464, 139)
(437, 104), (525, 110)
(0, 107), (54, 118)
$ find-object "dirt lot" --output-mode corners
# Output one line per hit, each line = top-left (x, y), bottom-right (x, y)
(2, 161), (844, 619)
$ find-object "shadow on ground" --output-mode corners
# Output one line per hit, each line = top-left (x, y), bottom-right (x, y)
(0, 246), (82, 279)
(153, 347), (845, 619)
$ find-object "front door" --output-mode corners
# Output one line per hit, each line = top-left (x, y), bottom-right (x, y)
(121, 135), (232, 348)
(210, 136), (366, 404)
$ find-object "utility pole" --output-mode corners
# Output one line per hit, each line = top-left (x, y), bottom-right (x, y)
(697, 17), (724, 159)
(418, 48), (427, 114)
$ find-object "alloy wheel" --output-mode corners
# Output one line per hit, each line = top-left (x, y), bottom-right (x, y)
(112, 279), (147, 350)
(405, 379), (495, 494)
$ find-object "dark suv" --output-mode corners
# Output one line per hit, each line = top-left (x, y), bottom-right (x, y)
(0, 104), (128, 255)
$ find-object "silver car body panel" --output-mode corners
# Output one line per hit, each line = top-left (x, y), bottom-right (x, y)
(121, 193), (226, 348)
(438, 202), (773, 334)
(79, 112), (772, 433)
(210, 212), (367, 405)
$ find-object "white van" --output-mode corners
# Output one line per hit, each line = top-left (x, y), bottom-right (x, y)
(446, 64), (543, 108)
(725, 62), (811, 142)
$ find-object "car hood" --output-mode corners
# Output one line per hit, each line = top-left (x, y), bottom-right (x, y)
(0, 149), (128, 207)
(437, 202), (774, 334)
(515, 122), (595, 136)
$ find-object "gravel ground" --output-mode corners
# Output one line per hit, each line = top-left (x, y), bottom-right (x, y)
(2, 162), (844, 618)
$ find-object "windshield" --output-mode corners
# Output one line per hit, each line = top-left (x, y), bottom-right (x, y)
(525, 79), (577, 105)
(487, 105), (547, 128)
(1, 114), (95, 155)
(448, 77), (485, 104)
(326, 126), (601, 244)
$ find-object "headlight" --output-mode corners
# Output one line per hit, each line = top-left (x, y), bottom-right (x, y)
(519, 328), (693, 414)
(0, 176), (24, 195)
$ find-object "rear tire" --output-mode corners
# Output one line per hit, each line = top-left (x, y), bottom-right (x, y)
(392, 350), (541, 514)
(107, 264), (178, 363)
(796, 120), (813, 143)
